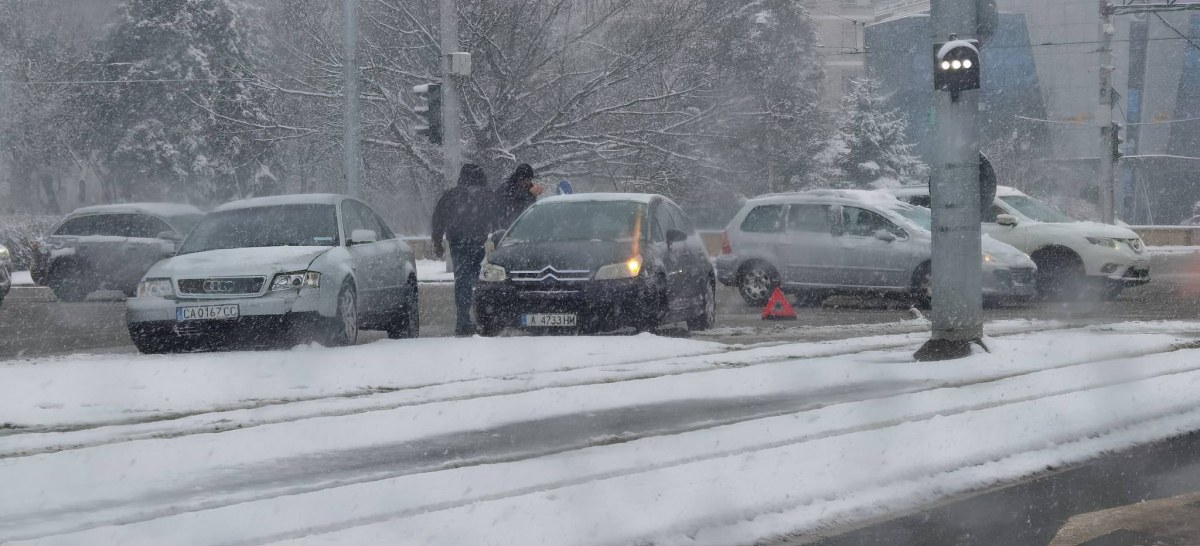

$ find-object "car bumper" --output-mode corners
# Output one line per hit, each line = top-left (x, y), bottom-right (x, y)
(0, 264), (9, 296)
(983, 266), (1038, 298)
(714, 255), (739, 286)
(474, 278), (656, 331)
(126, 288), (329, 324)
(1094, 262), (1150, 287)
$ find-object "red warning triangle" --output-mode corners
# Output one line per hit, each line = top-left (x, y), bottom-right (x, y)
(762, 287), (797, 320)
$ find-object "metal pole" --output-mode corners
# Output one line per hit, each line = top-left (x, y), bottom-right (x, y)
(918, 0), (982, 361)
(440, 0), (462, 186)
(1097, 0), (1117, 224)
(342, 0), (361, 197)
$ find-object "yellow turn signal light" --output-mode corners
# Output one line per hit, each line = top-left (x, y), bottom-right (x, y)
(626, 257), (642, 276)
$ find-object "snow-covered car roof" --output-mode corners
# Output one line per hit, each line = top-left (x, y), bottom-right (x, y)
(884, 185), (1027, 198)
(747, 189), (905, 208)
(537, 192), (659, 205)
(213, 193), (345, 212)
(70, 202), (203, 218)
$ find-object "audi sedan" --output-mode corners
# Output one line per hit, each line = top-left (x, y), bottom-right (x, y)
(473, 193), (716, 335)
(126, 194), (419, 353)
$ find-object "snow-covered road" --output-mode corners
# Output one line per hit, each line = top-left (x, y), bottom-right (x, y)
(4, 321), (1200, 545)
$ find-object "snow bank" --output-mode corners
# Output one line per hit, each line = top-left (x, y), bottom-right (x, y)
(415, 259), (454, 282)
(11, 271), (33, 286)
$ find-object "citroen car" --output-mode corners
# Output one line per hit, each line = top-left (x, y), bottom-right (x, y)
(473, 193), (716, 335)
(31, 203), (203, 301)
(890, 185), (1149, 300)
(715, 189), (1037, 307)
(125, 194), (418, 353)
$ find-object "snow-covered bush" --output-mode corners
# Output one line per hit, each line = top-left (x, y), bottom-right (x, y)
(0, 215), (58, 270)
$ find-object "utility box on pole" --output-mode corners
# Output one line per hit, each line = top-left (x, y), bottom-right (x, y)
(916, 0), (985, 362)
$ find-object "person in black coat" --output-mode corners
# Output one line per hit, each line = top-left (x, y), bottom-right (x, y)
(432, 163), (495, 335)
(494, 163), (542, 230)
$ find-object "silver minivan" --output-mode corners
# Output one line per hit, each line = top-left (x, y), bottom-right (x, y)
(715, 190), (1037, 306)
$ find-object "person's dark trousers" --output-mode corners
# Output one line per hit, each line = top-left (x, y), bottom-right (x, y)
(449, 240), (486, 335)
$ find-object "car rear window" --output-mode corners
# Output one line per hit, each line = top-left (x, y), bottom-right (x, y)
(53, 214), (129, 237)
(740, 205), (785, 233)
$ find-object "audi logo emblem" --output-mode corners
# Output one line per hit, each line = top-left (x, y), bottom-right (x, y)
(203, 280), (236, 293)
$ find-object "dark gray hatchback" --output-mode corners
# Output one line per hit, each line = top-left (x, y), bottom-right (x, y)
(473, 193), (715, 335)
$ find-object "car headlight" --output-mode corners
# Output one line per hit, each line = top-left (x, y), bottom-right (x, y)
(137, 278), (175, 298)
(0, 245), (9, 260)
(982, 253), (994, 263)
(1086, 237), (1121, 250)
(479, 262), (507, 282)
(596, 257), (643, 280)
(271, 271), (321, 291)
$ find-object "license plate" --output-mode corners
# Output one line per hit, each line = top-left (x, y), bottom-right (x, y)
(177, 305), (240, 321)
(521, 313), (577, 327)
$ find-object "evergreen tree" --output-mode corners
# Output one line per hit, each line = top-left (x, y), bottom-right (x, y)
(84, 0), (274, 203)
(830, 78), (927, 189)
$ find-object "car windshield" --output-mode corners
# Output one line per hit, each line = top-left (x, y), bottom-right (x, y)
(1000, 195), (1076, 223)
(501, 201), (645, 245)
(177, 204), (339, 254)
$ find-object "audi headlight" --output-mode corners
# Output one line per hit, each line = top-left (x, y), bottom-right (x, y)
(596, 257), (643, 280)
(479, 262), (507, 282)
(137, 278), (174, 298)
(271, 271), (321, 291)
(1086, 237), (1121, 250)
(0, 245), (9, 260)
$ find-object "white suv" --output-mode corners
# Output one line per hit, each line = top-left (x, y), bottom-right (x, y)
(889, 185), (1149, 300)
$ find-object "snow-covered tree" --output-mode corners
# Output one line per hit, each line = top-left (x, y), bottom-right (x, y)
(827, 78), (927, 189)
(82, 0), (276, 203)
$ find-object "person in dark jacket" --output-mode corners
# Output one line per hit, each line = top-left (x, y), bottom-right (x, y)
(494, 163), (542, 229)
(432, 163), (495, 335)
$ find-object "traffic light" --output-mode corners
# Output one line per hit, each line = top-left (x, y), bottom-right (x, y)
(412, 82), (442, 145)
(934, 39), (981, 98)
(1110, 122), (1123, 161)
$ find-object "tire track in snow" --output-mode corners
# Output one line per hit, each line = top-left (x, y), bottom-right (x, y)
(0, 320), (1104, 458)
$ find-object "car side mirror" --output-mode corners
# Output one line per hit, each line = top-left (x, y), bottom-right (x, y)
(874, 229), (897, 243)
(349, 229), (378, 246)
(490, 230), (507, 245)
(996, 214), (1018, 227)
(666, 229), (688, 244)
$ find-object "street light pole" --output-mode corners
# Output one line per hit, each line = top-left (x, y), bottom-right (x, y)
(342, 0), (361, 197)
(1097, 0), (1118, 224)
(440, 0), (463, 186)
(916, 0), (984, 361)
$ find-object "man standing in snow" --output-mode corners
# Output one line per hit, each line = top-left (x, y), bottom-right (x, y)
(493, 163), (542, 230)
(432, 164), (495, 336)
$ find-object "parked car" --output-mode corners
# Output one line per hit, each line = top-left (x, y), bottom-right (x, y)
(0, 244), (10, 306)
(126, 194), (418, 353)
(31, 203), (203, 301)
(889, 185), (1149, 300)
(474, 193), (715, 335)
(715, 190), (1037, 307)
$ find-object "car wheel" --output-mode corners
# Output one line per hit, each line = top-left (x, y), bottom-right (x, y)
(387, 282), (420, 339)
(910, 263), (932, 309)
(1033, 249), (1086, 301)
(737, 262), (779, 307)
(327, 282), (359, 347)
(686, 279), (716, 332)
(129, 328), (179, 354)
(49, 266), (94, 302)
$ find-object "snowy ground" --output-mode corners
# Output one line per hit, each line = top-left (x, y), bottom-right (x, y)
(4, 321), (1200, 545)
(414, 260), (454, 283)
(10, 271), (32, 286)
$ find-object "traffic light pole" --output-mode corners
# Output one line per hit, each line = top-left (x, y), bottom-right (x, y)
(916, 0), (984, 361)
(440, 0), (462, 186)
(1097, 0), (1118, 224)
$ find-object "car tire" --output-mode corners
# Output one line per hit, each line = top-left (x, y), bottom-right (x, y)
(326, 281), (359, 347)
(910, 262), (932, 309)
(1033, 249), (1086, 301)
(477, 319), (503, 337)
(387, 281), (420, 339)
(49, 264), (94, 302)
(737, 261), (779, 307)
(129, 328), (179, 354)
(686, 279), (716, 332)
